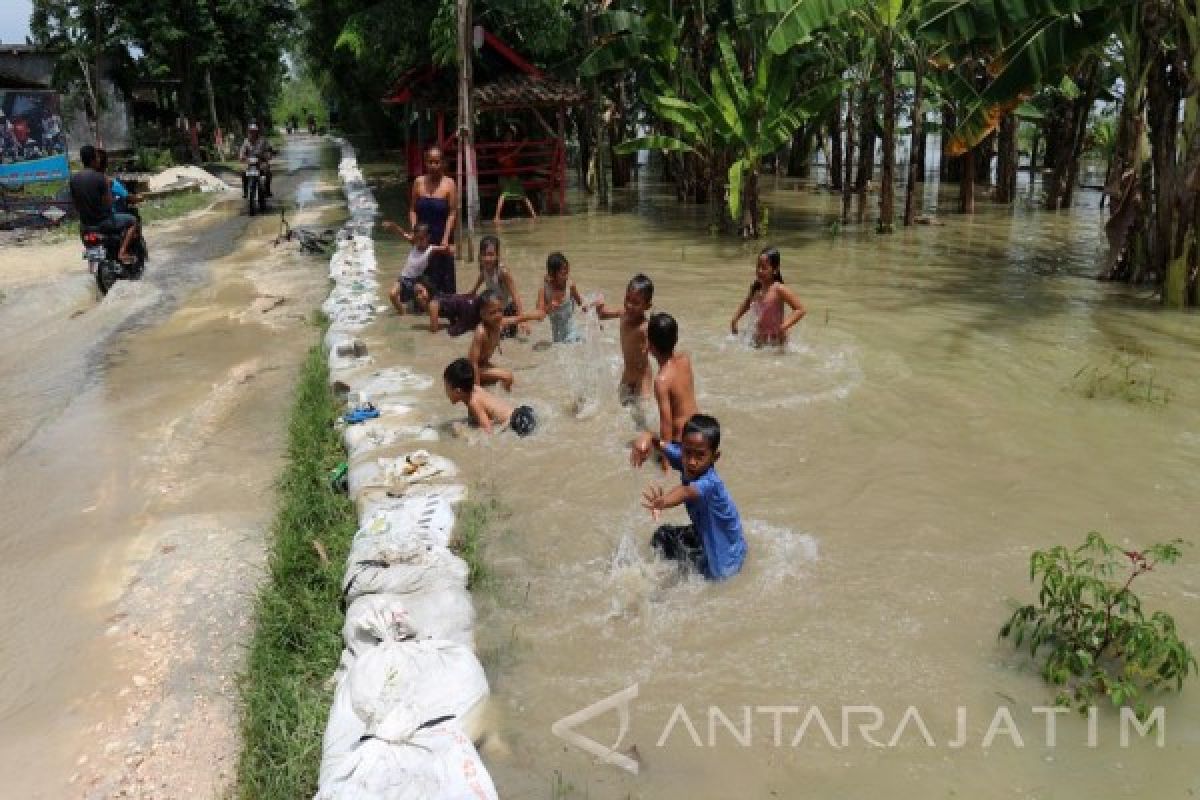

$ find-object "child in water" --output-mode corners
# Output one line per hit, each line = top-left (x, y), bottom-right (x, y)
(413, 276), (480, 336)
(381, 221), (451, 314)
(468, 235), (529, 338)
(596, 274), (654, 405)
(443, 357), (537, 436)
(639, 413), (746, 580)
(631, 313), (698, 466)
(730, 246), (807, 347)
(467, 289), (541, 390)
(533, 252), (591, 343)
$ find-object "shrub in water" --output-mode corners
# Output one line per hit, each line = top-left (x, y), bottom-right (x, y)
(1000, 533), (1195, 719)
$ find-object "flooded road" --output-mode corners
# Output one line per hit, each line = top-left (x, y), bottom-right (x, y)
(0, 137), (340, 798)
(361, 166), (1200, 799)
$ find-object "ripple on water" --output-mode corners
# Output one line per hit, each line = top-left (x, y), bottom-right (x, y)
(700, 328), (863, 409)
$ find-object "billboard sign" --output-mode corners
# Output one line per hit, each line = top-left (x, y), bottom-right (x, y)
(1, 90), (69, 185)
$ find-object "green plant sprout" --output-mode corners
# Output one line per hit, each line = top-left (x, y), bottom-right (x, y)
(1001, 533), (1195, 720)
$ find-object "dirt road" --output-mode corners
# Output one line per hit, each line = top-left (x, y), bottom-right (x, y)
(0, 136), (345, 799)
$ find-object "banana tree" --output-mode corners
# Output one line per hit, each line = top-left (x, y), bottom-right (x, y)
(618, 27), (836, 235)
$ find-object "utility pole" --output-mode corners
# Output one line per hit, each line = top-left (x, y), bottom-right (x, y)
(456, 0), (479, 260)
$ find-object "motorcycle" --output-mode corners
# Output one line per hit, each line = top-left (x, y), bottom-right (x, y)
(81, 208), (148, 295)
(245, 155), (268, 215)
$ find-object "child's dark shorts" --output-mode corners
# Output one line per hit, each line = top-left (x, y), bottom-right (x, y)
(651, 524), (708, 576)
(510, 404), (537, 437)
(501, 301), (518, 339)
(395, 276), (417, 311)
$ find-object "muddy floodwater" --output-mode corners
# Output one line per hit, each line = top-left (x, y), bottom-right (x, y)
(363, 164), (1200, 799)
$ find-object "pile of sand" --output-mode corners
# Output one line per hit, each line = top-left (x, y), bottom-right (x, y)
(145, 166), (231, 194)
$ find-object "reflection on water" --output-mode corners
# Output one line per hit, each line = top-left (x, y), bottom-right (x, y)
(364, 164), (1200, 799)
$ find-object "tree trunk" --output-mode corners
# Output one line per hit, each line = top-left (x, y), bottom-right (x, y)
(959, 148), (975, 213)
(878, 28), (896, 233)
(904, 58), (926, 226)
(995, 113), (1018, 203)
(855, 81), (874, 224)
(830, 96), (844, 190)
(842, 86), (856, 224)
(1046, 58), (1099, 211)
(788, 123), (816, 178)
(941, 104), (959, 181)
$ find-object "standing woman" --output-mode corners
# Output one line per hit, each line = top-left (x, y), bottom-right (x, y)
(409, 146), (459, 294)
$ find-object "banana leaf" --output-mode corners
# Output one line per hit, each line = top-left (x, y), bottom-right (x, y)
(947, 5), (1123, 151)
(763, 0), (864, 54)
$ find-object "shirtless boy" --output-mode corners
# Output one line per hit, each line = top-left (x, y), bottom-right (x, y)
(596, 274), (654, 404)
(443, 358), (537, 436)
(468, 289), (540, 390)
(631, 312), (698, 466)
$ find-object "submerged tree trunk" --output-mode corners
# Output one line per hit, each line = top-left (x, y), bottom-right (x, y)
(855, 82), (875, 224)
(995, 113), (1018, 203)
(941, 104), (960, 181)
(904, 58), (926, 226)
(1046, 58), (1099, 211)
(878, 29), (896, 233)
(830, 96), (844, 190)
(959, 147), (976, 213)
(842, 86), (857, 224)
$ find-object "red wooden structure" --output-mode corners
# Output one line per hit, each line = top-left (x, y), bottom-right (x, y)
(383, 31), (585, 214)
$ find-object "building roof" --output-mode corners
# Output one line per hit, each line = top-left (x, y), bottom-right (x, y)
(382, 28), (584, 110)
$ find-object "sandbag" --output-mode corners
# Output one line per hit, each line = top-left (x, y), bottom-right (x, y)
(343, 418), (437, 461)
(320, 640), (489, 766)
(333, 367), (434, 399)
(346, 451), (458, 498)
(353, 492), (456, 551)
(343, 590), (475, 655)
(355, 484), (468, 522)
(341, 541), (467, 609)
(317, 703), (497, 800)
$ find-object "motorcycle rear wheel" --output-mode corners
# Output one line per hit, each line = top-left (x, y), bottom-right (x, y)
(95, 261), (121, 295)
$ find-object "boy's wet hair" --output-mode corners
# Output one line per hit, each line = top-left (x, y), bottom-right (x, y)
(546, 251), (569, 274)
(443, 358), (475, 392)
(647, 312), (678, 354)
(478, 288), (502, 310)
(79, 144), (97, 167)
(627, 273), (654, 303)
(415, 274), (437, 296)
(683, 413), (721, 451)
(479, 235), (500, 257)
(413, 222), (431, 236)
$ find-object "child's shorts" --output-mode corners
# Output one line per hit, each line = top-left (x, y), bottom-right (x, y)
(510, 404), (536, 437)
(395, 275), (416, 301)
(651, 524), (709, 577)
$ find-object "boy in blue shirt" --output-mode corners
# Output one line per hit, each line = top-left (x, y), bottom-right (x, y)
(639, 413), (747, 580)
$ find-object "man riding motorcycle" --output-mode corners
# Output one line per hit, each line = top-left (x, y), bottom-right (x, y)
(68, 144), (140, 265)
(238, 123), (273, 200)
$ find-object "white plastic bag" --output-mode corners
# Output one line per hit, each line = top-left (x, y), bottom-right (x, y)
(343, 590), (475, 655)
(352, 492), (457, 552)
(341, 541), (468, 608)
(317, 703), (497, 800)
(321, 639), (489, 766)
(343, 418), (437, 460)
(346, 451), (458, 498)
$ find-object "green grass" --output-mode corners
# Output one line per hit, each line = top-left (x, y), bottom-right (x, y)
(452, 498), (498, 592)
(236, 335), (358, 799)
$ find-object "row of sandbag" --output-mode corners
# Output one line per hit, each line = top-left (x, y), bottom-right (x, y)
(315, 141), (499, 800)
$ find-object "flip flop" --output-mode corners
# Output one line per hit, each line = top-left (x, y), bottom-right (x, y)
(328, 461), (349, 493)
(343, 407), (380, 424)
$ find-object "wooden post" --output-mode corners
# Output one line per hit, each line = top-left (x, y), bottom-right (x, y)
(557, 104), (567, 213)
(456, 0), (479, 260)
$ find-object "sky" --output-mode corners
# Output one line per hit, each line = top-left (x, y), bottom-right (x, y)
(1, 0), (34, 45)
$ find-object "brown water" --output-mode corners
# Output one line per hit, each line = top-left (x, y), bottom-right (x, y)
(365, 169), (1200, 799)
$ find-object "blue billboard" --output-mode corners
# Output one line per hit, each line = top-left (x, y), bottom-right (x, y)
(0, 153), (69, 184)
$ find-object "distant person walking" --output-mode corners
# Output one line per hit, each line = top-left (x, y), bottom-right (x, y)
(409, 146), (458, 294)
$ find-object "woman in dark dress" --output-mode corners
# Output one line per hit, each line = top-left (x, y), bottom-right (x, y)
(409, 146), (458, 294)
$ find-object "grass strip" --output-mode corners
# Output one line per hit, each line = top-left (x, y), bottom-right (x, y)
(236, 335), (357, 798)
